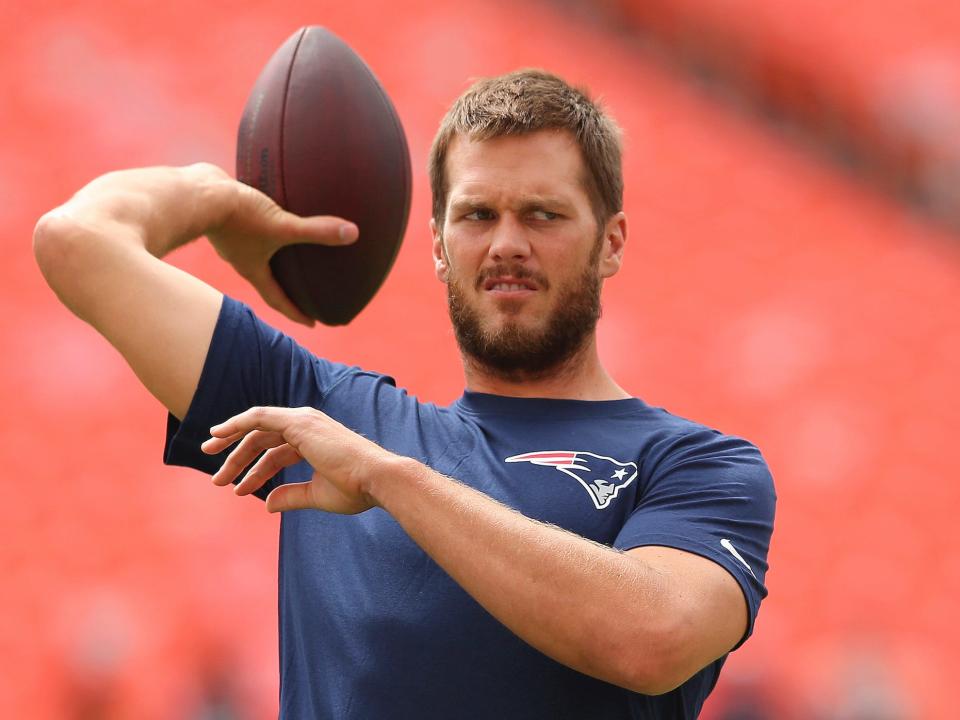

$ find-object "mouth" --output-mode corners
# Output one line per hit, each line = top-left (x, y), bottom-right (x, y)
(482, 276), (539, 293)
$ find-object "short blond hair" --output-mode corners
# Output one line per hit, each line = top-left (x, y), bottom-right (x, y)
(428, 69), (623, 228)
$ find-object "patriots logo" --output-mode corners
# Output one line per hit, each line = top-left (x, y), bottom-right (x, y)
(505, 451), (638, 510)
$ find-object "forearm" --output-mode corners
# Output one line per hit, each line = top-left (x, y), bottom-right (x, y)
(370, 457), (684, 694)
(208, 407), (744, 691)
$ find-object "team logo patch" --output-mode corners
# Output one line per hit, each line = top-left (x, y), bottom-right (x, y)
(505, 451), (638, 510)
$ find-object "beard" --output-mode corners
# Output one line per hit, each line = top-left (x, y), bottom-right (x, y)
(446, 253), (602, 382)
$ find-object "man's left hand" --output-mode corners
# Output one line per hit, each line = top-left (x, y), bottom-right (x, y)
(201, 406), (393, 515)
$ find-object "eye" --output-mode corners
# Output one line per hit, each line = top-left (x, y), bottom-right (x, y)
(530, 209), (559, 221)
(465, 208), (496, 221)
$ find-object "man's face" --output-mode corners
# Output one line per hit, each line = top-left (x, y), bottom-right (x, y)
(431, 130), (625, 380)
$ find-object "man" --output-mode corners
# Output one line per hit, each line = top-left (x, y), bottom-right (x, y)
(35, 70), (775, 718)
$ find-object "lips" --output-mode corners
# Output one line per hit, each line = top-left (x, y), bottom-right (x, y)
(483, 277), (538, 292)
(477, 265), (547, 293)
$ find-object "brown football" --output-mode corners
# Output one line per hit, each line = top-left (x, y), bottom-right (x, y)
(236, 27), (411, 325)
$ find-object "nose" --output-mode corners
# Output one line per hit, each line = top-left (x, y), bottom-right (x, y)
(487, 214), (531, 262)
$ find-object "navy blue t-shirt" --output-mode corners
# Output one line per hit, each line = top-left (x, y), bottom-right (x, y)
(165, 297), (776, 719)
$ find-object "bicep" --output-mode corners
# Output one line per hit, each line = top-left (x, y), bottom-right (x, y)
(626, 545), (747, 682)
(35, 215), (221, 419)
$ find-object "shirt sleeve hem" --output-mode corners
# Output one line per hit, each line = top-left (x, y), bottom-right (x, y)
(615, 533), (761, 650)
(162, 295), (243, 476)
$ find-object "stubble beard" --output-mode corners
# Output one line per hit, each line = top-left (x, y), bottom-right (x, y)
(446, 250), (603, 383)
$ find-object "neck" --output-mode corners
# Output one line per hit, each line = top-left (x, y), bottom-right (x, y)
(461, 338), (630, 401)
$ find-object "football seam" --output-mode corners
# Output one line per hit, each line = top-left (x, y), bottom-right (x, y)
(279, 26), (308, 209)
(278, 27), (317, 318)
(346, 46), (412, 310)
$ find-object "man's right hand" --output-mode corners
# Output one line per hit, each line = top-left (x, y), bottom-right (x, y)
(205, 172), (359, 326)
(33, 164), (357, 419)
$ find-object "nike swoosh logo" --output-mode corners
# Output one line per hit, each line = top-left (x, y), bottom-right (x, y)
(721, 538), (757, 579)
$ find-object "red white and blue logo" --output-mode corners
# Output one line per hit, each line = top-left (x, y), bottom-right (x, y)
(505, 451), (638, 510)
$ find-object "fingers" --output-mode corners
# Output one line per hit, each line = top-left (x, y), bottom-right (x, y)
(254, 268), (315, 327)
(235, 444), (302, 496)
(208, 428), (285, 487)
(200, 429), (244, 454)
(209, 406), (291, 441)
(258, 219), (356, 325)
(204, 405), (375, 513)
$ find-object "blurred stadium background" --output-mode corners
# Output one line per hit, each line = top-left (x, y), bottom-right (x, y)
(2, 0), (958, 717)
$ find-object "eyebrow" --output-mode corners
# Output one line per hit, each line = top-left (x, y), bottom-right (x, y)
(448, 195), (575, 213)
(448, 198), (487, 214)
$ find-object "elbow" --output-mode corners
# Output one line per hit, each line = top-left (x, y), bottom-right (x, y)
(33, 211), (92, 293)
(34, 212), (73, 280)
(618, 650), (687, 697)
(611, 618), (701, 696)
(622, 666), (689, 697)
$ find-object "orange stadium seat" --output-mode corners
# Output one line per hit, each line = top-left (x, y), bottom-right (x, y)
(604, 0), (960, 227)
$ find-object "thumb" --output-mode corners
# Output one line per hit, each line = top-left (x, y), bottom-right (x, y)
(265, 481), (316, 513)
(275, 212), (359, 248)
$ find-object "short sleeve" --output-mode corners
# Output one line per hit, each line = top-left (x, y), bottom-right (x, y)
(163, 296), (356, 497)
(613, 429), (776, 647)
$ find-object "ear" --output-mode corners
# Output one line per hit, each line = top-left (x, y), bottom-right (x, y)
(430, 218), (448, 282)
(598, 212), (627, 279)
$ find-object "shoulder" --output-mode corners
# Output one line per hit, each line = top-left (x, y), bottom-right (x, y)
(224, 296), (390, 378)
(634, 404), (771, 480)
(613, 404), (777, 630)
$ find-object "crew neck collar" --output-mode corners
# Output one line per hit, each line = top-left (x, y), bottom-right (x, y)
(454, 390), (646, 419)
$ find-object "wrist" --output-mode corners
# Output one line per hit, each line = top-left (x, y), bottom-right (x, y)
(178, 163), (239, 242)
(66, 164), (238, 259)
(364, 454), (429, 511)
